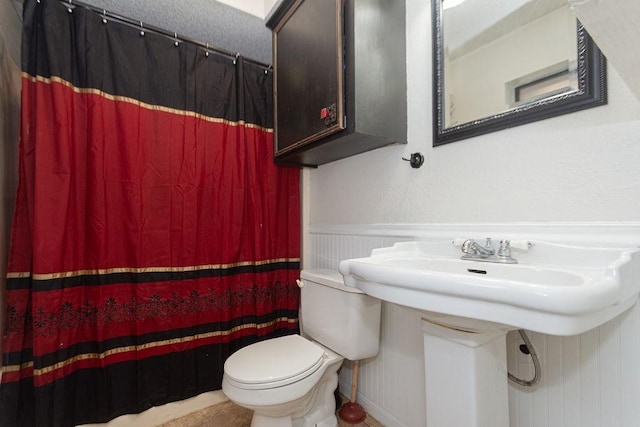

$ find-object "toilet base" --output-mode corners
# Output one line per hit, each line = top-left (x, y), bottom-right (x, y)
(251, 413), (291, 427)
(250, 358), (341, 427)
(251, 412), (337, 427)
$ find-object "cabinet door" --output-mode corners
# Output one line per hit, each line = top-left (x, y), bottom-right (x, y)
(273, 0), (345, 156)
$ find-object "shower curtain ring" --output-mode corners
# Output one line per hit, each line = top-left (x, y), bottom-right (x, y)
(67, 0), (73, 13)
(233, 52), (240, 65)
(205, 43), (209, 57)
(139, 22), (145, 37)
(174, 32), (179, 47)
(102, 9), (107, 24)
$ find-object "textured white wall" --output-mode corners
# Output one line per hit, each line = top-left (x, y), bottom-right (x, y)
(307, 0), (640, 225)
(304, 0), (640, 426)
(81, 0), (273, 63)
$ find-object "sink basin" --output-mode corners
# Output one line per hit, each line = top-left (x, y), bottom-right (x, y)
(339, 240), (640, 335)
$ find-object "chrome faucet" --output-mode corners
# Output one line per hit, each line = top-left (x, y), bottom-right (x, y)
(459, 238), (519, 264)
(461, 238), (495, 257)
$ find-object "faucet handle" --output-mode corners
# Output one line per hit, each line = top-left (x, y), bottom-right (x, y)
(497, 240), (511, 257)
(452, 238), (468, 247)
(484, 237), (494, 250)
(510, 240), (534, 251)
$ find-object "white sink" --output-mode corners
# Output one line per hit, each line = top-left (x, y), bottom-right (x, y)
(339, 240), (640, 336)
(340, 239), (640, 427)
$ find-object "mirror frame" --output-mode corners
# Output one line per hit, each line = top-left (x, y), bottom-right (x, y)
(432, 0), (607, 146)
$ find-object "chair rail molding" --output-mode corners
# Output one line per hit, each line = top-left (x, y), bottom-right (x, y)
(308, 222), (640, 246)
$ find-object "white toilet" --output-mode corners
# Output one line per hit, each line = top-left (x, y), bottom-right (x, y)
(222, 268), (381, 427)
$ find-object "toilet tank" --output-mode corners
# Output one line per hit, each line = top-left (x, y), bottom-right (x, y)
(299, 269), (381, 360)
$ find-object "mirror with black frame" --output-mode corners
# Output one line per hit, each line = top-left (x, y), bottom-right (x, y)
(432, 0), (607, 146)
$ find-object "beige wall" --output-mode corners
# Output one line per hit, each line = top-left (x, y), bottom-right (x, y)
(448, 6), (576, 126)
(264, 0), (278, 18)
(0, 0), (21, 363)
(215, 0), (264, 18)
(570, 0), (640, 101)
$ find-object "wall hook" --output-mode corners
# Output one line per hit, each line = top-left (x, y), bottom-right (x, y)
(402, 152), (424, 168)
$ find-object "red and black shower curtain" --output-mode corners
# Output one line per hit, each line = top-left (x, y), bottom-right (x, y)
(0, 1), (300, 426)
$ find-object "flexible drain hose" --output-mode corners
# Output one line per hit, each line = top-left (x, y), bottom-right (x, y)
(508, 329), (541, 387)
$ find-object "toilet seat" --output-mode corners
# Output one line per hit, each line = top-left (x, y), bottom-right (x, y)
(224, 335), (325, 390)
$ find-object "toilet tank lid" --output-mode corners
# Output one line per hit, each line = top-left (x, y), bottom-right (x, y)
(300, 268), (364, 294)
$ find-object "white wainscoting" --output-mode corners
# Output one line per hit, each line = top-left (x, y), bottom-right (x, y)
(306, 223), (640, 427)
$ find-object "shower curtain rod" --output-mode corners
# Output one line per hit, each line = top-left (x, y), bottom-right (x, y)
(58, 0), (272, 70)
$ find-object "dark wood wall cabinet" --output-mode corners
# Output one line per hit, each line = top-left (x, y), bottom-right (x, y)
(266, 0), (407, 167)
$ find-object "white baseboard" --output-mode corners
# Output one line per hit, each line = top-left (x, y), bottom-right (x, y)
(338, 378), (410, 427)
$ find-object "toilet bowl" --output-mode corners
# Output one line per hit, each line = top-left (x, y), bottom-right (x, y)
(222, 334), (343, 427)
(222, 269), (381, 427)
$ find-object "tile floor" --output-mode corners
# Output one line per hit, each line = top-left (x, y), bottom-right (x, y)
(159, 397), (384, 427)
